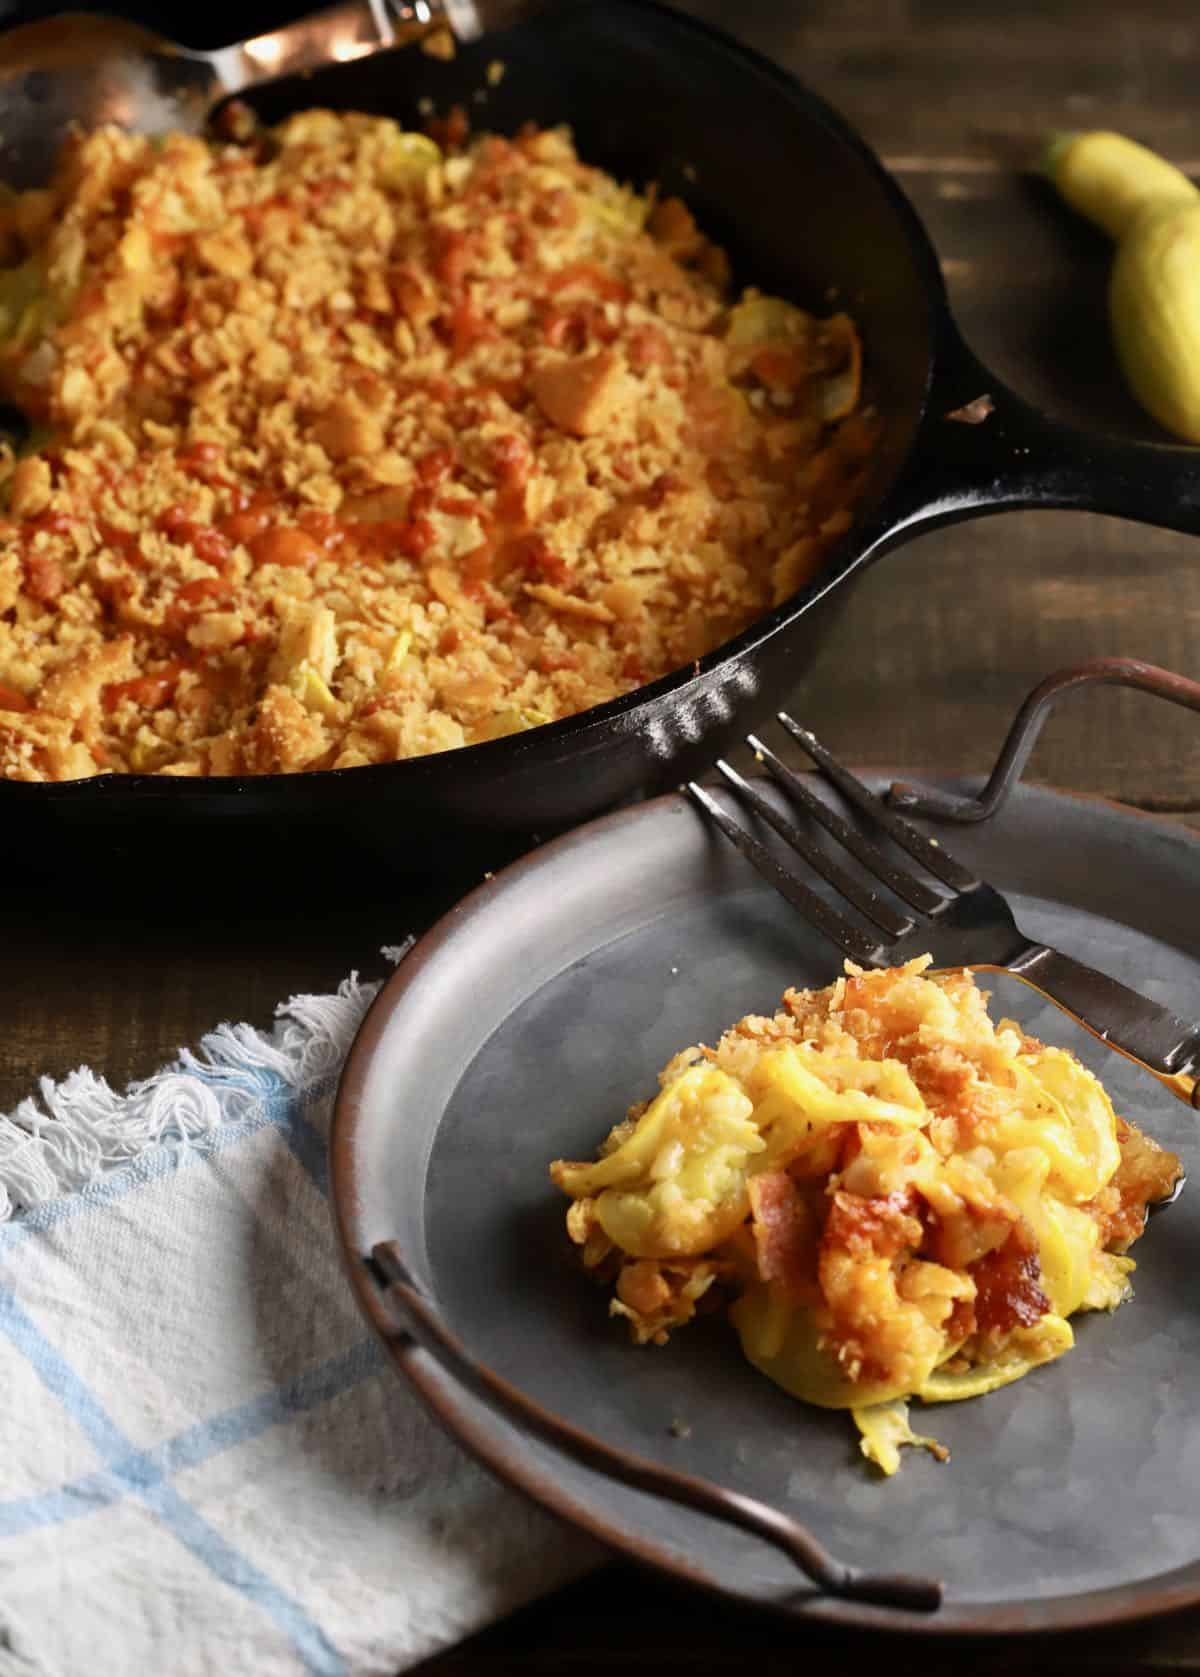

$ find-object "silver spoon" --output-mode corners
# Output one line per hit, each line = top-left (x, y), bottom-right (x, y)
(0, 0), (519, 188)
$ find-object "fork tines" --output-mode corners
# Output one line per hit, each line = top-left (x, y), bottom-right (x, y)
(686, 712), (979, 967)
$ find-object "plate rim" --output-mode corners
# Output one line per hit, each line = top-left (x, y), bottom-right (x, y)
(330, 775), (1200, 1638)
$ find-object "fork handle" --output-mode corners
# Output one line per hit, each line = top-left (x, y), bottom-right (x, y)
(997, 944), (1200, 1108)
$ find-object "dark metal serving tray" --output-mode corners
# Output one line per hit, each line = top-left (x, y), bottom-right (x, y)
(331, 768), (1200, 1635)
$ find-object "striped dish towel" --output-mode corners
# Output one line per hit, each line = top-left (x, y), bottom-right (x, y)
(0, 955), (597, 1677)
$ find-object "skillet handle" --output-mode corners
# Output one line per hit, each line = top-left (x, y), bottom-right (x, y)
(876, 316), (1200, 548)
(367, 1241), (943, 1613)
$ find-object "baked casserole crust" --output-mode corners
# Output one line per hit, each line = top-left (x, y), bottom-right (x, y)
(0, 112), (875, 780)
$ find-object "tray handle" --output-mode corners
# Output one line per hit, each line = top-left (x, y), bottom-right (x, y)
(368, 1241), (943, 1614)
(888, 656), (1200, 823)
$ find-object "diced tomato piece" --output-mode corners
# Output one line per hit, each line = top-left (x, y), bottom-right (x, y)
(546, 261), (630, 303)
(180, 440), (232, 488)
(179, 439), (226, 479)
(176, 577), (232, 609)
(0, 683), (31, 713)
(354, 515), (438, 561)
(434, 229), (472, 289)
(297, 507), (346, 551)
(97, 519), (144, 563)
(28, 508), (74, 536)
(192, 527), (231, 567)
(164, 578), (233, 636)
(248, 526), (324, 570)
(538, 648), (580, 674)
(157, 504), (196, 538)
(158, 507), (232, 568)
(460, 541), (494, 586)
(220, 496), (276, 546)
(416, 446), (455, 488)
(436, 494), (481, 518)
(395, 516), (436, 558)
(181, 440), (222, 466)
(520, 533), (572, 587)
(490, 433), (530, 490)
(102, 662), (184, 713)
(24, 551), (65, 602)
(448, 298), (493, 358)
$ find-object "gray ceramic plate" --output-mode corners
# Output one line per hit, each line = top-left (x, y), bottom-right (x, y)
(331, 775), (1200, 1635)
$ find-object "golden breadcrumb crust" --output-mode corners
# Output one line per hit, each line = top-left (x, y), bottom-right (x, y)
(0, 111), (875, 780)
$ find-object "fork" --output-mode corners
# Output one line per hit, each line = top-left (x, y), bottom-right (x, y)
(687, 712), (1200, 1111)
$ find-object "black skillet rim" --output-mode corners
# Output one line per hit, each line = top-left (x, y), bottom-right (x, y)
(0, 0), (944, 812)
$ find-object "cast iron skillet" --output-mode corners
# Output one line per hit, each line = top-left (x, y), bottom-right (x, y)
(5, 0), (1200, 853)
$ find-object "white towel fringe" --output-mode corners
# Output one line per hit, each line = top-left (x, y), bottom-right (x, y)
(0, 959), (405, 1223)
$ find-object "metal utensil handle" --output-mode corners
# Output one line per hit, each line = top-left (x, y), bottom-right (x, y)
(1001, 945), (1200, 1107)
(368, 1241), (943, 1614)
(213, 0), (472, 101)
(889, 657), (1200, 824)
(887, 656), (1200, 1107)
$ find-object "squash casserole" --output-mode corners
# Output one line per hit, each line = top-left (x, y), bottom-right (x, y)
(550, 958), (1181, 1474)
(0, 111), (875, 780)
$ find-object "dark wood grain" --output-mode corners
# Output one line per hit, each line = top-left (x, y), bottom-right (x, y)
(0, 863), (475, 1106)
(2, 0), (1200, 1670)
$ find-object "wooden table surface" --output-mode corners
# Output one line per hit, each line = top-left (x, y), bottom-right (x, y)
(4, 0), (1200, 1669)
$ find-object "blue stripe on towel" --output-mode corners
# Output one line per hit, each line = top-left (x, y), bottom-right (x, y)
(279, 1104), (331, 1196)
(140, 1484), (346, 1677)
(0, 1090), (286, 1254)
(0, 1287), (348, 1676)
(0, 1067), (341, 1256)
(0, 1339), (383, 1539)
(157, 1337), (381, 1475)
